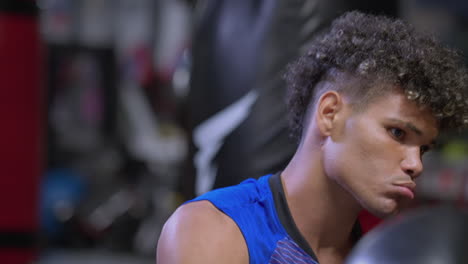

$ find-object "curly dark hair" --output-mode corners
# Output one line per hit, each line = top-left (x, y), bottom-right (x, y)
(284, 11), (468, 140)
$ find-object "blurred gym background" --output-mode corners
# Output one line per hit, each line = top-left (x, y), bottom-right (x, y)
(1, 0), (467, 263)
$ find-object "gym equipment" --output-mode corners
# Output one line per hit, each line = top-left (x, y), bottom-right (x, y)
(346, 205), (468, 264)
(40, 169), (87, 240)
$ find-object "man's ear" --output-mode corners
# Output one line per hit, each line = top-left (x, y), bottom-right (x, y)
(315, 91), (344, 137)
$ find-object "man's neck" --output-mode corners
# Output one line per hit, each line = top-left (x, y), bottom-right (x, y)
(281, 150), (362, 258)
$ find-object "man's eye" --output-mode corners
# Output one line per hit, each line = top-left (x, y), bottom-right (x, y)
(389, 127), (405, 140)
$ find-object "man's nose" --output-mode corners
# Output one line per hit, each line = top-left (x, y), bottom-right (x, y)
(401, 147), (423, 179)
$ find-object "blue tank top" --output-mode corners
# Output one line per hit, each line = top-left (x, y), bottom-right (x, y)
(188, 173), (320, 264)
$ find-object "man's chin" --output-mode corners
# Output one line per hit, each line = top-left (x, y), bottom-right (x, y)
(365, 199), (400, 219)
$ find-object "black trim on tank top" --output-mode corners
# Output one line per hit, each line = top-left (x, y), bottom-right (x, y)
(269, 172), (363, 263)
(269, 172), (319, 262)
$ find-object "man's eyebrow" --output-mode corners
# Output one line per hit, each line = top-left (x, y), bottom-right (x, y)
(406, 122), (423, 137)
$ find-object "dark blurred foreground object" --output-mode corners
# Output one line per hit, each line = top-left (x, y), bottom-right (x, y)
(346, 205), (468, 264)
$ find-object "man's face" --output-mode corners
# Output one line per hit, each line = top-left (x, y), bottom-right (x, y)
(322, 90), (439, 218)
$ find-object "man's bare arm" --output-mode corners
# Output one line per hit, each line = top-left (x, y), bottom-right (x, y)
(156, 201), (248, 264)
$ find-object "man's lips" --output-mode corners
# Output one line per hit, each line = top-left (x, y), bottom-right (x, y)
(392, 180), (416, 199)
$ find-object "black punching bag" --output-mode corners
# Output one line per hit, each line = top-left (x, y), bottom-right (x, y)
(346, 205), (468, 264)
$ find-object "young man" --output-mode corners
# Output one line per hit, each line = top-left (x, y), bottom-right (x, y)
(157, 11), (468, 264)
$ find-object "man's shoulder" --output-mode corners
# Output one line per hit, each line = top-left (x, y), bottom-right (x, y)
(191, 175), (272, 208)
(170, 200), (233, 232)
(156, 201), (248, 264)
